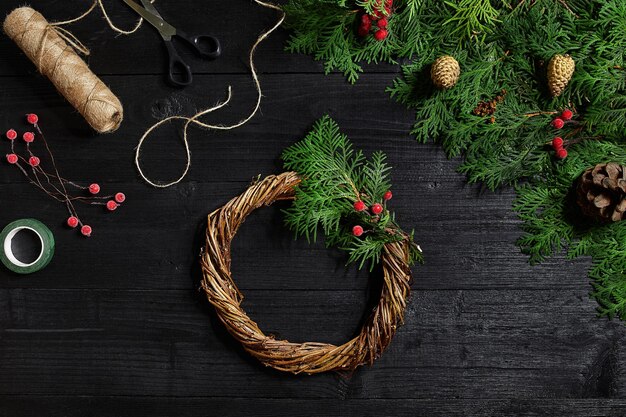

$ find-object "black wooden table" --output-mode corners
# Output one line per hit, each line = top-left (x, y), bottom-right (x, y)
(0, 1), (625, 416)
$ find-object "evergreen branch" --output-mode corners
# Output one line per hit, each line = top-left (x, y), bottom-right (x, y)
(282, 116), (421, 270)
(285, 0), (626, 319)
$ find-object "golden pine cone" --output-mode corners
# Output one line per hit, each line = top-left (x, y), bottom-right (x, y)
(547, 54), (575, 97)
(576, 162), (626, 223)
(431, 56), (460, 90)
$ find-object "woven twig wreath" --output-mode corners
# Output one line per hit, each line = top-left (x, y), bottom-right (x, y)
(200, 172), (413, 374)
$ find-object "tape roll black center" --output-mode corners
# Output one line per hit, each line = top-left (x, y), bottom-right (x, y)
(11, 228), (42, 265)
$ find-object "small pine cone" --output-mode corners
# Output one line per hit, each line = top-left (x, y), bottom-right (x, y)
(431, 56), (460, 90)
(576, 162), (626, 223)
(547, 54), (575, 97)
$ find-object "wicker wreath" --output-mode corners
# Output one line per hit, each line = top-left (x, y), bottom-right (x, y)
(200, 172), (414, 374)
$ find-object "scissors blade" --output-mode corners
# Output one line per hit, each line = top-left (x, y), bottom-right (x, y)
(122, 0), (176, 40)
(139, 0), (164, 20)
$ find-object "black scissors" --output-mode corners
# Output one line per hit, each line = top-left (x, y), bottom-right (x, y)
(123, 0), (221, 87)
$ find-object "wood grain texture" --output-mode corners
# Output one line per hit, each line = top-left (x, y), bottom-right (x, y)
(0, 0), (624, 415)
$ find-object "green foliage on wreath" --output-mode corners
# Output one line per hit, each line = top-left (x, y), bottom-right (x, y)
(282, 116), (423, 269)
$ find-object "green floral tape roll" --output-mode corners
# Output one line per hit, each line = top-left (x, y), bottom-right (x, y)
(0, 219), (54, 274)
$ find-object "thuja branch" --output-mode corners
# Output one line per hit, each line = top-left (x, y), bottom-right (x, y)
(281, 116), (423, 269)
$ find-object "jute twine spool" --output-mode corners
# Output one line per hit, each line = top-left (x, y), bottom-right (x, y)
(3, 7), (123, 133)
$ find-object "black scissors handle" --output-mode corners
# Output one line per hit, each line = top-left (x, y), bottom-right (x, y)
(164, 31), (221, 87)
(175, 30), (221, 60)
(164, 40), (193, 88)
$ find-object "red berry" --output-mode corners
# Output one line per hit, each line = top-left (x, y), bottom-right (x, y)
(371, 203), (383, 215)
(556, 148), (568, 159)
(561, 109), (573, 121)
(106, 200), (118, 211)
(369, 14), (378, 21)
(383, 190), (393, 201)
(81, 225), (92, 237)
(89, 183), (100, 195)
(115, 192), (126, 203)
(361, 14), (371, 23)
(354, 200), (366, 211)
(386, 0), (393, 5)
(6, 129), (17, 140)
(26, 114), (38, 125)
(377, 18), (388, 28)
(551, 137), (564, 150)
(67, 216), (79, 228)
(374, 29), (388, 41)
(28, 156), (40, 167)
(358, 26), (369, 37)
(22, 132), (35, 143)
(352, 225), (364, 237)
(6, 153), (18, 164)
(551, 118), (564, 129)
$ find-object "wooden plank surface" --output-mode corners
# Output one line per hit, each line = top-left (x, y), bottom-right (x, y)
(0, 0), (623, 415)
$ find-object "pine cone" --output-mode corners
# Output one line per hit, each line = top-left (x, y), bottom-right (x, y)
(547, 54), (575, 97)
(576, 162), (626, 222)
(431, 56), (460, 89)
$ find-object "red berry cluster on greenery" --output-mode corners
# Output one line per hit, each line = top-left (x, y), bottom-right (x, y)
(351, 190), (393, 237)
(357, 0), (393, 41)
(549, 109), (575, 160)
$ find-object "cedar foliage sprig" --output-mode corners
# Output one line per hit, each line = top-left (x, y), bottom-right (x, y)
(514, 141), (626, 320)
(283, 0), (505, 83)
(284, 0), (626, 319)
(282, 116), (423, 269)
(386, 0), (626, 319)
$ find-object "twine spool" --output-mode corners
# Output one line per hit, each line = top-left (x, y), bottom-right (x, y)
(3, 7), (123, 133)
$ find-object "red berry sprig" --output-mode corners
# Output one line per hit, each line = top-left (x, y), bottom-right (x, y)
(550, 134), (568, 159)
(4, 114), (127, 238)
(546, 109), (577, 160)
(357, 0), (393, 41)
(350, 190), (393, 238)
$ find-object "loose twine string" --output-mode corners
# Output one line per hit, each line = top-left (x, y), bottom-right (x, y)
(70, 0), (285, 187)
(133, 0), (285, 188)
